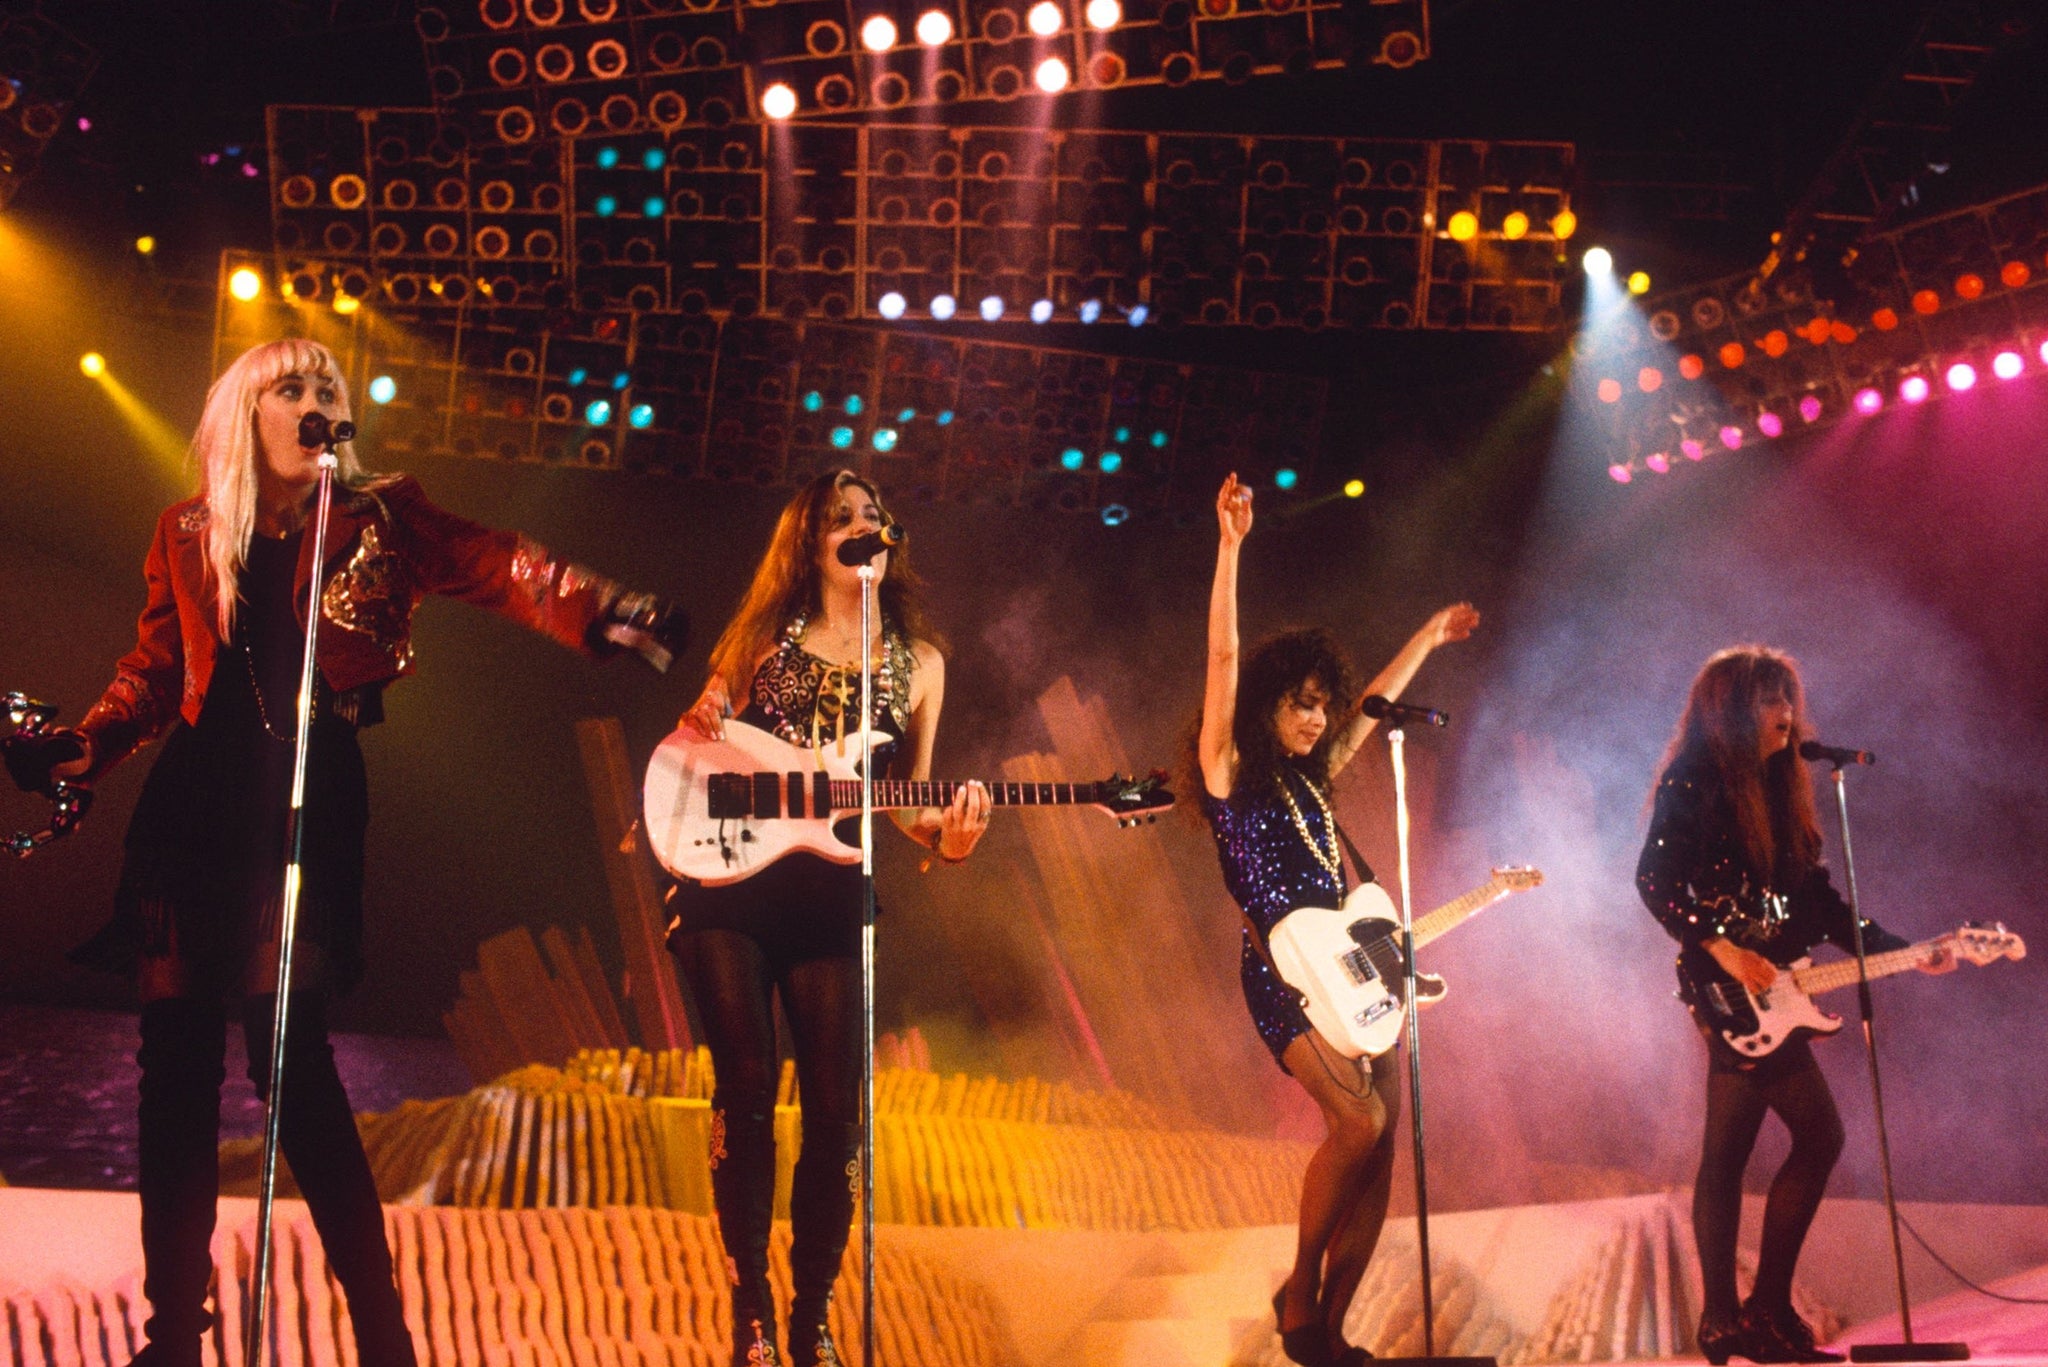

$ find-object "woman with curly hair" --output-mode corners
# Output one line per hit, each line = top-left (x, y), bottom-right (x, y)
(1197, 473), (1478, 1367)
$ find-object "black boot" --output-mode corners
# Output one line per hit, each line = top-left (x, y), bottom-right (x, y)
(786, 1291), (843, 1367)
(709, 1098), (781, 1367)
(133, 999), (228, 1367)
(785, 1106), (857, 1367)
(1738, 1301), (1843, 1365)
(1696, 1308), (1747, 1365)
(244, 995), (418, 1367)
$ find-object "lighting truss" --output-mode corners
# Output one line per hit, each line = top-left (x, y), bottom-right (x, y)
(0, 7), (98, 211)
(1577, 180), (2048, 480)
(214, 251), (1325, 513)
(412, 0), (1428, 129)
(268, 107), (1573, 332)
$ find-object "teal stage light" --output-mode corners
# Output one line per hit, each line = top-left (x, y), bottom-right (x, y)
(1274, 468), (1299, 490)
(585, 399), (613, 425)
(567, 368), (589, 386)
(642, 148), (666, 171)
(830, 426), (855, 449)
(803, 390), (824, 412)
(612, 371), (631, 390)
(1150, 430), (1168, 448)
(628, 403), (655, 429)
(843, 395), (863, 416)
(1101, 503), (1130, 526)
(935, 410), (954, 425)
(595, 196), (618, 218)
(898, 407), (917, 423)
(1099, 452), (1123, 473)
(597, 146), (620, 169)
(367, 375), (396, 404)
(873, 428), (899, 451)
(1060, 447), (1086, 470)
(643, 196), (665, 218)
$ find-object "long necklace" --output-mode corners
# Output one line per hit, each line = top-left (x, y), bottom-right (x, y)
(1277, 770), (1343, 882)
(243, 647), (299, 742)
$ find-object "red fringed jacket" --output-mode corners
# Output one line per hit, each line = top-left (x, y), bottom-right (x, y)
(78, 475), (643, 779)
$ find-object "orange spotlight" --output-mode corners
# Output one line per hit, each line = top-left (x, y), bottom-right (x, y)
(1911, 288), (1940, 315)
(1954, 272), (1984, 300)
(1501, 211), (1529, 240)
(80, 351), (107, 378)
(1446, 210), (1477, 241)
(1596, 377), (1622, 403)
(228, 267), (263, 301)
(1550, 209), (1577, 239)
(2002, 260), (2032, 289)
(1871, 306), (1899, 331)
(1718, 341), (1746, 370)
(1637, 366), (1663, 393)
(1760, 329), (1789, 358)
(1830, 321), (1857, 345)
(1678, 354), (1706, 381)
(761, 83), (798, 119)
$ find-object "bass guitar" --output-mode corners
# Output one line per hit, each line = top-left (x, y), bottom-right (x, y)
(1684, 921), (2026, 1058)
(642, 719), (1173, 885)
(1267, 866), (1543, 1060)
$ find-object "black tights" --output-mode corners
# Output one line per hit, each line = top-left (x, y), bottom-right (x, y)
(1693, 1042), (1845, 1319)
(672, 929), (863, 1316)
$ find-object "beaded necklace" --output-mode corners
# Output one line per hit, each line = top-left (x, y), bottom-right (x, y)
(1276, 768), (1342, 883)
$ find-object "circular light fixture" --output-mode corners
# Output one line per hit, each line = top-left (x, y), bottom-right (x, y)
(1343, 478), (1365, 498)
(332, 293), (361, 315)
(878, 291), (907, 320)
(1028, 0), (1063, 32)
(1607, 464), (1631, 484)
(762, 83), (798, 119)
(1060, 447), (1086, 470)
(1627, 270), (1651, 295)
(1078, 299), (1102, 324)
(1085, 0), (1120, 26)
(861, 14), (898, 49)
(79, 352), (106, 378)
(930, 293), (957, 320)
(1274, 468), (1298, 490)
(1853, 387), (1883, 414)
(1946, 361), (1977, 392)
(228, 267), (263, 301)
(1446, 210), (1477, 242)
(135, 235), (157, 256)
(1551, 209), (1578, 239)
(980, 295), (1005, 321)
(872, 427), (900, 451)
(1099, 451), (1122, 473)
(1900, 375), (1930, 404)
(1035, 56), (1070, 91)
(1100, 503), (1130, 526)
(1993, 350), (2024, 380)
(1645, 453), (1670, 474)
(585, 399), (614, 425)
(1030, 298), (1054, 323)
(1126, 304), (1148, 327)
(1500, 212), (1528, 241)
(916, 7), (954, 41)
(1582, 246), (1612, 277)
(629, 403), (656, 428)
(830, 425), (855, 449)
(1757, 412), (1783, 438)
(368, 375), (397, 404)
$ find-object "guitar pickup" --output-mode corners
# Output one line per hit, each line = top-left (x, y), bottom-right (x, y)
(707, 773), (752, 820)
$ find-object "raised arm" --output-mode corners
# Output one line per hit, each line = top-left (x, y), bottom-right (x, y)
(1199, 475), (1254, 799)
(1326, 602), (1480, 776)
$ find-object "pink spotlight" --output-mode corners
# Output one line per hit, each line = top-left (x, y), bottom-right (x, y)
(1993, 350), (2024, 381)
(1798, 394), (1824, 423)
(1900, 375), (1930, 404)
(1757, 412), (1784, 438)
(2040, 339), (2048, 367)
(1946, 362), (1977, 392)
(1681, 439), (1705, 461)
(1645, 452), (1671, 474)
(1854, 387), (1883, 414)
(1608, 464), (1632, 484)
(1719, 425), (1743, 450)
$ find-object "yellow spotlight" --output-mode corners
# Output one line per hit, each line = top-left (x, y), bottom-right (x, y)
(1343, 478), (1366, 498)
(333, 293), (361, 315)
(80, 351), (107, 378)
(1627, 270), (1651, 296)
(134, 235), (157, 256)
(1501, 211), (1529, 240)
(1447, 210), (1478, 242)
(228, 267), (263, 301)
(1551, 209), (1578, 240)
(761, 83), (798, 119)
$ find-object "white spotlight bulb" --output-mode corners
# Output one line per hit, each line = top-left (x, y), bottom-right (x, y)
(979, 295), (1005, 321)
(761, 83), (798, 119)
(1582, 246), (1613, 277)
(930, 293), (957, 321)
(878, 291), (907, 320)
(860, 14), (899, 50)
(915, 7), (954, 43)
(1027, 0), (1063, 34)
(1085, 0), (1120, 27)
(1034, 56), (1070, 91)
(1030, 298), (1055, 323)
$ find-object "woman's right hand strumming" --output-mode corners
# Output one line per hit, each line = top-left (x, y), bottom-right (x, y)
(680, 679), (732, 740)
(1706, 937), (1778, 994)
(1217, 472), (1253, 548)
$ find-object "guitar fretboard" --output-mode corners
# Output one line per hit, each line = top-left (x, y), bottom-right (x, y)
(1409, 881), (1515, 950)
(1791, 941), (1942, 996)
(827, 780), (1096, 809)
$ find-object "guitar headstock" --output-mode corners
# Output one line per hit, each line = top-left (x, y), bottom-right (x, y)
(1951, 921), (2027, 966)
(1094, 771), (1175, 828)
(1489, 865), (1544, 893)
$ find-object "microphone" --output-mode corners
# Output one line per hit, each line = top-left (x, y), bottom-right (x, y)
(297, 412), (358, 450)
(1799, 739), (1876, 767)
(836, 523), (906, 566)
(1360, 695), (1449, 728)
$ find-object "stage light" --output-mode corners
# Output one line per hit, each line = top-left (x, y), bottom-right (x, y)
(1061, 447), (1086, 470)
(917, 8), (954, 42)
(861, 15), (899, 50)
(762, 83), (798, 119)
(936, 410), (954, 425)
(613, 371), (632, 390)
(2001, 261), (2031, 289)
(1911, 289), (1939, 315)
(134, 235), (156, 256)
(1079, 299), (1102, 324)
(1681, 439), (1705, 461)
(1854, 387), (1883, 414)
(1035, 57), (1070, 92)
(1638, 367), (1663, 393)
(1502, 211), (1529, 240)
(2041, 340), (2048, 368)
(804, 390), (825, 411)
(1113, 426), (1130, 443)
(878, 291), (907, 320)
(1871, 307), (1900, 331)
(1627, 270), (1651, 295)
(980, 295), (1005, 321)
(873, 427), (899, 451)
(1955, 272), (1984, 301)
(1799, 394), (1823, 423)
(585, 399), (614, 425)
(368, 375), (397, 404)
(595, 195), (618, 218)
(1343, 478), (1365, 498)
(1099, 451), (1123, 473)
(1645, 452), (1670, 474)
(1596, 378), (1622, 403)
(1274, 468), (1298, 490)
(1127, 304), (1148, 327)
(1719, 342), (1746, 370)
(1993, 350), (2024, 380)
(1085, 0), (1120, 26)
(1101, 503), (1130, 526)
(1551, 210), (1578, 240)
(898, 407), (918, 422)
(643, 149), (666, 172)
(79, 352), (106, 378)
(643, 196), (665, 218)
(843, 394), (864, 415)
(1757, 412), (1783, 438)
(1900, 375), (1930, 403)
(831, 426), (856, 448)
(1678, 354), (1705, 381)
(1718, 426), (1742, 450)
(1607, 464), (1632, 483)
(1030, 299), (1054, 323)
(1947, 361), (1977, 392)
(1028, 1), (1063, 34)
(332, 293), (360, 315)
(597, 146), (621, 169)
(1582, 247), (1612, 277)
(568, 368), (590, 386)
(930, 294), (957, 320)
(1761, 330), (1789, 358)
(228, 267), (263, 301)
(1150, 430), (1168, 449)
(1446, 211), (1477, 242)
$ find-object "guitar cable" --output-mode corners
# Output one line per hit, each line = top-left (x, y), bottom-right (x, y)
(1895, 1208), (2048, 1304)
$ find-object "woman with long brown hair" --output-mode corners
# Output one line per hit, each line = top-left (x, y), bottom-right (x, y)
(1638, 646), (1949, 1364)
(672, 469), (991, 1367)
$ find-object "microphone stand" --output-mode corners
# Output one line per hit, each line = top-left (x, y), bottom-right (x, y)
(857, 560), (879, 1367)
(247, 447), (340, 1367)
(1823, 761), (1968, 1363)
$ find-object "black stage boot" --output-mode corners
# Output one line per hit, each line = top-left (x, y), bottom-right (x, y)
(243, 995), (418, 1367)
(131, 999), (229, 1367)
(1738, 1300), (1844, 1365)
(709, 1100), (781, 1367)
(785, 1110), (858, 1367)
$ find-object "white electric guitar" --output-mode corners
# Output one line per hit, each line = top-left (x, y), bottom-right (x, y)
(1687, 922), (2026, 1058)
(1267, 866), (1543, 1059)
(642, 719), (1173, 885)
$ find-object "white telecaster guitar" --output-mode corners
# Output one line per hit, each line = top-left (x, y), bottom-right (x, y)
(1690, 922), (2026, 1058)
(642, 719), (1173, 885)
(1267, 866), (1543, 1059)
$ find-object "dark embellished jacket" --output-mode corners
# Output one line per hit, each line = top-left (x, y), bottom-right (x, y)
(78, 476), (641, 780)
(1636, 755), (1906, 998)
